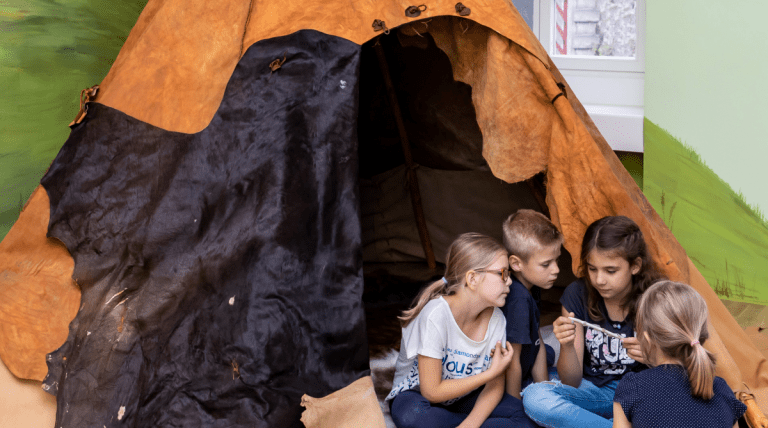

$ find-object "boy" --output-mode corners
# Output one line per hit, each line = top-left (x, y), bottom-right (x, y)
(501, 209), (563, 399)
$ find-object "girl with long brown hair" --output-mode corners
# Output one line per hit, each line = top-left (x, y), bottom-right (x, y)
(387, 232), (537, 428)
(522, 216), (660, 428)
(612, 280), (746, 427)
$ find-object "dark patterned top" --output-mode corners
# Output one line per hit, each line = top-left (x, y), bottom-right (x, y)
(560, 280), (645, 387)
(502, 276), (541, 383)
(614, 364), (746, 427)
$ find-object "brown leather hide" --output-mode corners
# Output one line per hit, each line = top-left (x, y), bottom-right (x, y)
(1, 0), (767, 416)
(0, 187), (79, 380)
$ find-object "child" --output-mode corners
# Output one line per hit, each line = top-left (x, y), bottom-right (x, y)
(501, 209), (562, 401)
(522, 216), (661, 428)
(386, 232), (537, 428)
(612, 280), (747, 428)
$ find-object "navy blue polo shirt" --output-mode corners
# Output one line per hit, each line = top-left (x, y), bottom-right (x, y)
(502, 275), (541, 382)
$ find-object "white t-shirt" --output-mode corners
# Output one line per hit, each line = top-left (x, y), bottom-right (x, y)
(386, 297), (507, 405)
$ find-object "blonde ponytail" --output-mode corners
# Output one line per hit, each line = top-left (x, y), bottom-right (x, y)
(398, 279), (449, 327)
(398, 233), (506, 327)
(636, 280), (716, 400)
(684, 334), (717, 400)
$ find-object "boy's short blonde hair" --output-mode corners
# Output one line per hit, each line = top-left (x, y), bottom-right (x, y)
(502, 209), (563, 261)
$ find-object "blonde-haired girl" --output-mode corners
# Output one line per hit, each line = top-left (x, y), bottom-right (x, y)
(387, 232), (537, 428)
(612, 280), (746, 428)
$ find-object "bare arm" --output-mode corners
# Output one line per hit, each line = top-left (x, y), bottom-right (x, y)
(419, 341), (514, 404)
(530, 330), (548, 383)
(458, 373), (505, 428)
(504, 343), (523, 399)
(554, 306), (584, 388)
(612, 402), (632, 428)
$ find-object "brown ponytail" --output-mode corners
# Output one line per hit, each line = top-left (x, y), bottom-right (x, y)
(636, 280), (716, 399)
(398, 232), (506, 327)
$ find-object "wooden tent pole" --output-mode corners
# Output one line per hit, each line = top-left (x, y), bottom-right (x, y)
(374, 40), (436, 270)
(525, 173), (550, 217)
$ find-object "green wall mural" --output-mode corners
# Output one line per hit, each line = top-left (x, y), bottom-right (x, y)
(646, 1), (768, 217)
(644, 119), (768, 305)
(645, 1), (768, 305)
(0, 0), (148, 239)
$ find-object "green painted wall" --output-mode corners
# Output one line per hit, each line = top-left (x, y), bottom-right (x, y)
(0, 0), (148, 240)
(645, 1), (768, 218)
(644, 119), (768, 304)
(645, 1), (768, 304)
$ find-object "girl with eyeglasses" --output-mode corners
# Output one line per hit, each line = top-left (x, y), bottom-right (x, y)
(387, 232), (537, 428)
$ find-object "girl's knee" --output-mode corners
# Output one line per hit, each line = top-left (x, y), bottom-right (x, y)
(391, 405), (426, 428)
(521, 382), (559, 417)
(522, 381), (557, 402)
(390, 393), (433, 428)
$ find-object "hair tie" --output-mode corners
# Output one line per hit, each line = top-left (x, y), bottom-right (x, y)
(441, 277), (449, 285)
(690, 340), (700, 347)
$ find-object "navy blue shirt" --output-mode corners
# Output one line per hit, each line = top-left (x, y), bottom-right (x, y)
(502, 276), (541, 382)
(614, 364), (746, 427)
(560, 280), (645, 387)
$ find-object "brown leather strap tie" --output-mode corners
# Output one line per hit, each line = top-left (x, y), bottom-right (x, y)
(405, 5), (427, 17)
(69, 84), (100, 128)
(408, 24), (425, 37)
(552, 82), (567, 103)
(231, 359), (241, 380)
(737, 388), (768, 428)
(372, 19), (390, 34)
(269, 51), (287, 73)
(459, 19), (470, 34)
(455, 2), (471, 16)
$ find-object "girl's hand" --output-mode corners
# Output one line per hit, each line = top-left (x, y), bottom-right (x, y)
(621, 337), (646, 364)
(487, 341), (514, 377)
(553, 312), (577, 347)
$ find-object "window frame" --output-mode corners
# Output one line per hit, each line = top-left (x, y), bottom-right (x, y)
(533, 0), (645, 73)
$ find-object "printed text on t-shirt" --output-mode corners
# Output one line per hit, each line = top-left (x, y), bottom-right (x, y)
(441, 347), (490, 378)
(585, 327), (634, 375)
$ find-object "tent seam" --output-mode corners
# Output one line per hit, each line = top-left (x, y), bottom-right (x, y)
(240, 0), (255, 58)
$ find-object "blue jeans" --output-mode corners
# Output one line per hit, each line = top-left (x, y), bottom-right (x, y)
(521, 378), (617, 428)
(391, 386), (538, 428)
(522, 365), (560, 389)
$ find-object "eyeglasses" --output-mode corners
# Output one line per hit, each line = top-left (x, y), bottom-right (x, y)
(474, 267), (511, 282)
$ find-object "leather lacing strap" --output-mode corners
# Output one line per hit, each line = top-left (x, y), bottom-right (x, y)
(459, 19), (470, 33)
(231, 359), (241, 380)
(372, 19), (390, 34)
(269, 51), (287, 73)
(736, 386), (768, 428)
(69, 84), (100, 128)
(402, 19), (432, 38)
(551, 82), (567, 103)
(405, 4), (427, 17)
(240, 0), (255, 58)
